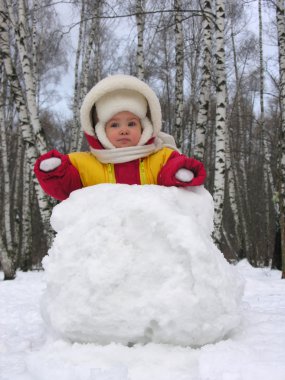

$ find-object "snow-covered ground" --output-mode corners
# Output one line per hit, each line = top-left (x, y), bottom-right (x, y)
(1, 185), (285, 380)
(0, 261), (285, 380)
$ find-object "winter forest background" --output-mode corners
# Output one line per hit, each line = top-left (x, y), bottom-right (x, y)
(0, 0), (285, 280)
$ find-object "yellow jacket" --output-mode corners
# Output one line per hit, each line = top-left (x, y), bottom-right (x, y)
(68, 147), (174, 186)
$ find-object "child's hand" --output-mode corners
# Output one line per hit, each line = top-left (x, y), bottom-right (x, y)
(175, 168), (194, 182)
(158, 153), (206, 187)
(40, 157), (61, 172)
(34, 149), (82, 200)
(35, 149), (65, 173)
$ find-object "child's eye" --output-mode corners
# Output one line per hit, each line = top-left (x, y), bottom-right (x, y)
(110, 122), (119, 128)
(128, 121), (137, 127)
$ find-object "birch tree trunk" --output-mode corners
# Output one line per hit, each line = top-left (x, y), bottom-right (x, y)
(183, 11), (203, 155)
(80, 3), (99, 103)
(276, 0), (285, 278)
(224, 120), (241, 252)
(76, 1), (101, 150)
(31, 0), (39, 107)
(0, 1), (52, 246)
(71, 0), (86, 152)
(7, 0), (47, 155)
(162, 32), (173, 135)
(258, 0), (271, 265)
(230, 22), (252, 258)
(213, 0), (227, 244)
(0, 75), (16, 279)
(0, 82), (13, 254)
(12, 129), (23, 260)
(20, 149), (33, 271)
(194, 0), (213, 161)
(174, 0), (184, 149)
(0, 237), (15, 280)
(136, 0), (145, 80)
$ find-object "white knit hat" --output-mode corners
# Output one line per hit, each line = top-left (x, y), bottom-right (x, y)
(94, 89), (153, 149)
(80, 75), (162, 149)
(96, 89), (147, 122)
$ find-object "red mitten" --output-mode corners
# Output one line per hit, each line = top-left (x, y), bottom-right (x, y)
(34, 149), (69, 177)
(158, 152), (206, 187)
(34, 149), (82, 200)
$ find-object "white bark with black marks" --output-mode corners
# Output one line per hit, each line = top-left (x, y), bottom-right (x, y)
(276, 0), (285, 278)
(12, 130), (23, 258)
(258, 0), (274, 263)
(20, 149), (33, 270)
(32, 0), (39, 106)
(195, 0), (213, 161)
(7, 0), (47, 154)
(0, 79), (15, 279)
(0, 0), (52, 245)
(71, 0), (86, 152)
(77, 1), (102, 150)
(81, 3), (100, 101)
(136, 0), (145, 80)
(213, 0), (227, 244)
(225, 125), (241, 251)
(174, 0), (184, 148)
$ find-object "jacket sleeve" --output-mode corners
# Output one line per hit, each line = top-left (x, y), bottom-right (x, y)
(34, 149), (83, 201)
(157, 151), (206, 187)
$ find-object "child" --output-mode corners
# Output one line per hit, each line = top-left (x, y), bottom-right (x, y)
(34, 75), (206, 200)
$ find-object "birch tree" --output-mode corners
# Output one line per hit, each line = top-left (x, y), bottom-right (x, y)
(80, 2), (101, 103)
(20, 149), (33, 271)
(194, 0), (213, 161)
(174, 0), (184, 148)
(159, 26), (175, 135)
(136, 0), (146, 80)
(258, 0), (273, 264)
(0, 71), (16, 279)
(7, 0), (47, 154)
(228, 3), (253, 259)
(78, 2), (101, 149)
(276, 0), (285, 278)
(71, 0), (86, 152)
(213, 0), (227, 244)
(31, 0), (39, 104)
(0, 0), (52, 246)
(71, 0), (103, 151)
(12, 130), (24, 263)
(223, 122), (240, 256)
(229, 25), (245, 255)
(182, 1), (203, 155)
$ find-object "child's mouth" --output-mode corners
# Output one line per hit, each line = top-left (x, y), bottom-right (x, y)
(117, 138), (130, 143)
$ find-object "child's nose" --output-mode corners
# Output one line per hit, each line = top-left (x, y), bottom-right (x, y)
(119, 124), (129, 134)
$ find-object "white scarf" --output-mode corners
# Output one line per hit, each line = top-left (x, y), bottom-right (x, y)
(90, 133), (179, 164)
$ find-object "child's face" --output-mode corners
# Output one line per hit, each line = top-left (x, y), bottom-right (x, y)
(105, 111), (142, 148)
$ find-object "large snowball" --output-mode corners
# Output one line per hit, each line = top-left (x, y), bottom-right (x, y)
(42, 184), (243, 347)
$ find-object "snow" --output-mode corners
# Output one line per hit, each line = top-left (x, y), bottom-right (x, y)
(41, 184), (243, 346)
(1, 262), (285, 380)
(1, 185), (285, 380)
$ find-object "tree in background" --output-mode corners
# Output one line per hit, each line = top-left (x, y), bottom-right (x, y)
(275, 0), (285, 278)
(227, 2), (252, 260)
(194, 0), (213, 162)
(135, 0), (146, 80)
(212, 0), (227, 244)
(0, 0), (67, 278)
(0, 70), (15, 279)
(173, 0), (184, 149)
